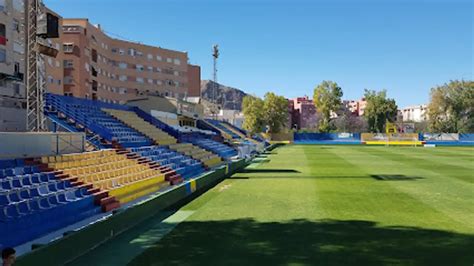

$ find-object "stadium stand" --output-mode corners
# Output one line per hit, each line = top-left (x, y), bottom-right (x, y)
(205, 119), (241, 139)
(130, 146), (205, 179)
(188, 138), (238, 159)
(0, 159), (100, 248)
(43, 150), (172, 208)
(45, 94), (152, 148)
(103, 109), (177, 145)
(103, 109), (223, 168)
(46, 95), (226, 168)
(0, 95), (249, 252)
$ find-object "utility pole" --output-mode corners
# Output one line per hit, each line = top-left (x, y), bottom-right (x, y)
(212, 44), (219, 120)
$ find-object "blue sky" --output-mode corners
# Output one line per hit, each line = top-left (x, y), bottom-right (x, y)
(45, 0), (472, 107)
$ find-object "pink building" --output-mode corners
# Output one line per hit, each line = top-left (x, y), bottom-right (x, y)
(343, 98), (367, 116)
(288, 96), (317, 130)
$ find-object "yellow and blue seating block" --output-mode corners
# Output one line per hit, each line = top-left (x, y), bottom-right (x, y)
(45, 149), (168, 204)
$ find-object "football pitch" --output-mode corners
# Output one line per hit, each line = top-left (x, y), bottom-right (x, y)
(72, 145), (474, 266)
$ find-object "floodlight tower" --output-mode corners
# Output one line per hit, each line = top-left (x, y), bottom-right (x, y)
(212, 44), (219, 119)
(25, 0), (59, 131)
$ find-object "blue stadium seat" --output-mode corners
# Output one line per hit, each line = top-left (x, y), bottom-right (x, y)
(131, 146), (206, 179)
(0, 160), (101, 248)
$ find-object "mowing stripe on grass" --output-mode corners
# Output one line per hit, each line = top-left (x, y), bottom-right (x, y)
(306, 146), (468, 232)
(348, 146), (474, 232)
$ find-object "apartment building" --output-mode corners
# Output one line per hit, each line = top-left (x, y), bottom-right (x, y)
(60, 18), (195, 104)
(343, 98), (367, 116)
(400, 104), (428, 122)
(0, 0), (26, 131)
(288, 96), (318, 130)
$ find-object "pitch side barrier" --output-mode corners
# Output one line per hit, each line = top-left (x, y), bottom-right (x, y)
(292, 133), (474, 146)
(15, 159), (248, 266)
(293, 133), (362, 145)
(422, 133), (474, 146)
(361, 133), (423, 146)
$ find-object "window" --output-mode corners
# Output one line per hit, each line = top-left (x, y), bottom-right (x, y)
(128, 48), (135, 56)
(119, 88), (127, 94)
(63, 43), (74, 53)
(92, 80), (98, 91)
(14, 62), (19, 74)
(147, 54), (153, 60)
(156, 67), (161, 73)
(85, 62), (90, 72)
(136, 77), (144, 84)
(63, 60), (73, 68)
(111, 48), (118, 53)
(119, 48), (125, 55)
(12, 20), (19, 33)
(0, 48), (5, 62)
(173, 70), (179, 76)
(84, 48), (90, 57)
(136, 64), (144, 72)
(166, 58), (172, 63)
(156, 55), (162, 61)
(173, 59), (181, 65)
(55, 60), (60, 68)
(118, 62), (127, 69)
(147, 79), (153, 84)
(0, 0), (5, 12)
(136, 50), (143, 57)
(64, 76), (73, 85)
(119, 75), (127, 81)
(91, 66), (98, 77)
(156, 80), (162, 85)
(91, 49), (97, 62)
(13, 41), (24, 54)
(147, 66), (153, 72)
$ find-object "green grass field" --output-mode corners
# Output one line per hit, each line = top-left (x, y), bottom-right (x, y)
(73, 145), (474, 266)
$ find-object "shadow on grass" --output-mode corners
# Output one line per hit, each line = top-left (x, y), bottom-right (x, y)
(371, 175), (424, 181)
(240, 169), (300, 173)
(128, 219), (474, 266)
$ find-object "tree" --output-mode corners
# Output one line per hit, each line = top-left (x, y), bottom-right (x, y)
(313, 81), (343, 132)
(263, 92), (288, 133)
(241, 95), (265, 134)
(331, 109), (368, 133)
(363, 89), (398, 133)
(428, 80), (474, 133)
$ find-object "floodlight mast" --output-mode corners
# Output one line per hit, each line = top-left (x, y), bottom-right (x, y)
(212, 44), (219, 120)
(25, 0), (52, 131)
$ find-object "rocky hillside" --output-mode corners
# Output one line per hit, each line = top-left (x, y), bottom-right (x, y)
(201, 80), (247, 111)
